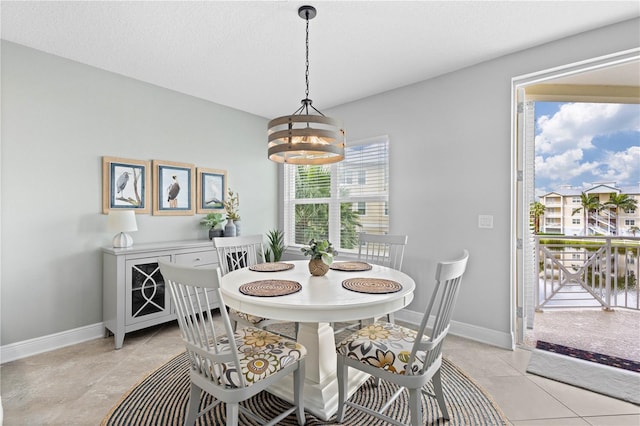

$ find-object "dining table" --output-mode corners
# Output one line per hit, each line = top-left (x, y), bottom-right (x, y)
(219, 259), (415, 421)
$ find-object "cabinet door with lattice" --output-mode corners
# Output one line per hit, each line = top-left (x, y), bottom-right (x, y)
(125, 256), (172, 325)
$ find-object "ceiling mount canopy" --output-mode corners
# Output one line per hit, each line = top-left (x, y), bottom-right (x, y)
(267, 5), (345, 165)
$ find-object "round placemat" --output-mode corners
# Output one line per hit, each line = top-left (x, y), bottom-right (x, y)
(249, 262), (295, 272)
(342, 278), (402, 294)
(239, 280), (301, 297)
(330, 261), (372, 271)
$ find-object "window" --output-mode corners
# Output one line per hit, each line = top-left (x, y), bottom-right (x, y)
(625, 219), (635, 226)
(572, 218), (580, 225)
(572, 197), (581, 203)
(283, 135), (389, 251)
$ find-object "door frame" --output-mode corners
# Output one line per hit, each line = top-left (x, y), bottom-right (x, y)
(510, 48), (640, 347)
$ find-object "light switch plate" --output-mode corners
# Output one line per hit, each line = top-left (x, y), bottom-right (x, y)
(478, 215), (494, 229)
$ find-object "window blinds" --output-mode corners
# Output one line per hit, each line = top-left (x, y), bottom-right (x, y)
(283, 136), (389, 251)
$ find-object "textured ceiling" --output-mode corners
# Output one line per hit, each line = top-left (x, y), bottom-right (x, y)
(2, 1), (639, 118)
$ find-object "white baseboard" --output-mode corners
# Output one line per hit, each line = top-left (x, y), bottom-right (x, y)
(1, 323), (105, 364)
(395, 309), (514, 350)
(1, 307), (515, 363)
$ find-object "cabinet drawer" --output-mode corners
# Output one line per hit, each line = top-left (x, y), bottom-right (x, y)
(174, 250), (217, 266)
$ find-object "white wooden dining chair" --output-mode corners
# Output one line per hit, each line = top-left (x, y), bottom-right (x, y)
(159, 261), (307, 426)
(333, 233), (408, 336)
(358, 232), (408, 271)
(335, 250), (469, 426)
(213, 235), (288, 331)
(358, 233), (408, 324)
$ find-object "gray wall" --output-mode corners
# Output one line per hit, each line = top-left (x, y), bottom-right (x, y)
(2, 17), (639, 348)
(325, 18), (640, 346)
(1, 41), (276, 345)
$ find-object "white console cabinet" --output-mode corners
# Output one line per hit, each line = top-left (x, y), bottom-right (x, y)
(102, 240), (218, 349)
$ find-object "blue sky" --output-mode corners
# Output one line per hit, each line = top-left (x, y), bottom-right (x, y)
(535, 102), (640, 197)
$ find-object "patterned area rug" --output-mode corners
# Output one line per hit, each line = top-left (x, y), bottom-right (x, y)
(102, 352), (507, 425)
(536, 340), (640, 373)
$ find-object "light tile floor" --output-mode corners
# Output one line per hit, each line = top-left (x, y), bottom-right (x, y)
(1, 320), (638, 425)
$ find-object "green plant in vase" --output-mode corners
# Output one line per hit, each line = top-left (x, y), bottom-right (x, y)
(200, 212), (224, 239)
(223, 189), (240, 236)
(264, 229), (286, 262)
(301, 239), (337, 276)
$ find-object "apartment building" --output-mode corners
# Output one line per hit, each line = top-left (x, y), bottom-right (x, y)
(540, 183), (640, 235)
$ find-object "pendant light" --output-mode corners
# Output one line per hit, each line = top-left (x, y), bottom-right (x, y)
(268, 5), (345, 165)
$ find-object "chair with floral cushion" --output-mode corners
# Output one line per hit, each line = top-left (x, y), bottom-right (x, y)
(158, 260), (306, 426)
(213, 235), (288, 331)
(335, 250), (469, 425)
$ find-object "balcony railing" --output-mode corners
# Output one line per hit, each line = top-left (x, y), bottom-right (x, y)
(535, 236), (639, 310)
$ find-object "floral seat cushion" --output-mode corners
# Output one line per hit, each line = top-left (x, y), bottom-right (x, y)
(336, 321), (425, 375)
(196, 327), (306, 388)
(229, 308), (266, 325)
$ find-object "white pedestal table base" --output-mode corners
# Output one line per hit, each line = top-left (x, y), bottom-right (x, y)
(267, 322), (370, 421)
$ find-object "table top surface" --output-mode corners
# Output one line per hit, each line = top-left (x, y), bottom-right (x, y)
(219, 260), (415, 323)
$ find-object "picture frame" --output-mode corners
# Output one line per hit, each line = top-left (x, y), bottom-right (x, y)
(196, 168), (228, 213)
(152, 160), (195, 216)
(102, 156), (151, 214)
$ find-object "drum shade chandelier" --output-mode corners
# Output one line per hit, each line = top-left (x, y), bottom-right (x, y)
(267, 5), (345, 165)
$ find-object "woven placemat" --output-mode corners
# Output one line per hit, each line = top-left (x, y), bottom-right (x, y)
(249, 262), (295, 272)
(239, 280), (301, 297)
(342, 278), (402, 294)
(330, 261), (372, 271)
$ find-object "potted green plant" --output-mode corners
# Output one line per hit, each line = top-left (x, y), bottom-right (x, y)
(301, 238), (337, 276)
(200, 212), (224, 239)
(264, 229), (286, 262)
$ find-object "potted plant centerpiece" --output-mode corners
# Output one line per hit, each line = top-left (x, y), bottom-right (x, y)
(200, 212), (224, 239)
(301, 238), (337, 276)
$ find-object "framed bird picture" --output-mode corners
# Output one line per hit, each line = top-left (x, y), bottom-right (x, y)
(152, 160), (195, 216)
(196, 168), (227, 214)
(102, 156), (151, 214)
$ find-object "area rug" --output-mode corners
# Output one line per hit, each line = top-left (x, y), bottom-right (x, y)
(102, 352), (507, 426)
(527, 341), (640, 404)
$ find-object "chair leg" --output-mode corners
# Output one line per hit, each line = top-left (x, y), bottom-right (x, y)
(387, 312), (395, 324)
(184, 383), (201, 426)
(335, 356), (348, 422)
(226, 402), (239, 426)
(408, 388), (423, 426)
(432, 368), (450, 420)
(294, 359), (306, 425)
(294, 322), (300, 340)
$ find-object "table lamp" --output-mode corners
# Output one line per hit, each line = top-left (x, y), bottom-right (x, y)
(107, 210), (138, 248)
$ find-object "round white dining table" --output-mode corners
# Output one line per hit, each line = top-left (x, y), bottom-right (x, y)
(219, 259), (415, 421)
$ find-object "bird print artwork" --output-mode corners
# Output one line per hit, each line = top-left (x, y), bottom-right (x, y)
(116, 172), (130, 196)
(167, 175), (180, 208)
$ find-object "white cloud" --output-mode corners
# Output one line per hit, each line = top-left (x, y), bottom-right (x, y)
(535, 103), (640, 155)
(535, 149), (599, 181)
(594, 146), (640, 184)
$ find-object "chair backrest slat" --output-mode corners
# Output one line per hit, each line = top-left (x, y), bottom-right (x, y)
(159, 261), (247, 388)
(213, 235), (264, 276)
(409, 250), (469, 374)
(358, 233), (408, 270)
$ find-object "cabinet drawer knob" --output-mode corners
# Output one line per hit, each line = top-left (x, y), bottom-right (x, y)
(194, 258), (201, 262)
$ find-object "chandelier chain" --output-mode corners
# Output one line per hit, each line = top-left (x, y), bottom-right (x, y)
(304, 11), (310, 112)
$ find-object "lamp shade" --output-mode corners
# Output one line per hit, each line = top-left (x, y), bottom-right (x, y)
(107, 210), (138, 233)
